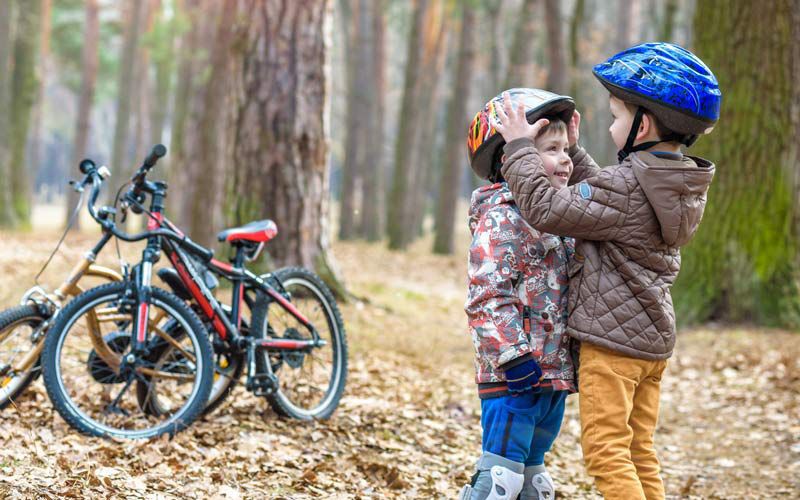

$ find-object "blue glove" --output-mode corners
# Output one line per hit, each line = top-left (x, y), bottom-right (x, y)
(503, 358), (543, 395)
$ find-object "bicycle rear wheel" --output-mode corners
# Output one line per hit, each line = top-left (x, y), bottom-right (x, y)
(42, 282), (213, 439)
(251, 267), (347, 420)
(137, 318), (244, 417)
(0, 305), (47, 410)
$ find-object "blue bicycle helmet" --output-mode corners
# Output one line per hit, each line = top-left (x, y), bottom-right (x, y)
(593, 42), (721, 160)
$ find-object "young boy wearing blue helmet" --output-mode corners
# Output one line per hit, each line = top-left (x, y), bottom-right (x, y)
(492, 43), (721, 499)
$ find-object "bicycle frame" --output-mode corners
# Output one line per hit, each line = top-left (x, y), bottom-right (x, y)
(154, 213), (322, 352)
(79, 154), (327, 384)
(9, 233), (122, 378)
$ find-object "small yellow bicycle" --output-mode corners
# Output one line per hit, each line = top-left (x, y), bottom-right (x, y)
(0, 235), (122, 409)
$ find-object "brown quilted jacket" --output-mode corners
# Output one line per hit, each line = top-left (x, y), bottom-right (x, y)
(501, 138), (715, 360)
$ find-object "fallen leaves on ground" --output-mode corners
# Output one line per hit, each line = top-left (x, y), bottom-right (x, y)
(0, 231), (798, 498)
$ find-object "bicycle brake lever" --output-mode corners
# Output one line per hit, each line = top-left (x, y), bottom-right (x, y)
(69, 179), (85, 193)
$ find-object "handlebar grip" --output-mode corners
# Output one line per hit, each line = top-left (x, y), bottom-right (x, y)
(143, 144), (167, 169)
(79, 159), (95, 174)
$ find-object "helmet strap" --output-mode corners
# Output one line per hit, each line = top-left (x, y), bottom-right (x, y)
(617, 107), (697, 162)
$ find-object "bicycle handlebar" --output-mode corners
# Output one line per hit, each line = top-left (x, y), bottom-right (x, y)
(143, 144), (167, 169)
(80, 151), (214, 262)
(131, 144), (167, 190)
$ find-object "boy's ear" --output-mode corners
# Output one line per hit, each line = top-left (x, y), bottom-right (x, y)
(637, 112), (651, 140)
(501, 153), (507, 163)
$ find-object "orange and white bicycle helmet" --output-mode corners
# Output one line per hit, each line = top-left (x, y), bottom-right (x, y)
(467, 88), (575, 179)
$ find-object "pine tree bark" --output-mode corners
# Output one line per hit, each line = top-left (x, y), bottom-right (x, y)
(29, 0), (51, 197)
(150, 0), (173, 147)
(182, 0), (236, 247)
(359, 0), (386, 241)
(543, 0), (566, 94)
(387, 0), (427, 249)
(408, 0), (449, 241)
(66, 0), (100, 228)
(111, 0), (145, 191)
(674, 0), (799, 326)
(568, 0), (585, 102)
(484, 0), (504, 95)
(231, 0), (344, 294)
(9, 0), (42, 226)
(433, 2), (475, 255)
(660, 0), (679, 42)
(0, 1), (17, 226)
(503, 0), (539, 89)
(338, 0), (360, 240)
(168, 0), (219, 225)
(133, 1), (157, 170)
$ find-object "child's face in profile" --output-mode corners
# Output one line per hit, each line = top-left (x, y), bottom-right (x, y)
(534, 128), (573, 189)
(609, 95), (635, 150)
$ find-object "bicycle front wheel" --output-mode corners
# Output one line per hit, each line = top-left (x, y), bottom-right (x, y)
(0, 305), (47, 410)
(251, 267), (347, 420)
(42, 282), (213, 439)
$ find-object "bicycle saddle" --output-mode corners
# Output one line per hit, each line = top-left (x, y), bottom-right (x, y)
(217, 219), (278, 244)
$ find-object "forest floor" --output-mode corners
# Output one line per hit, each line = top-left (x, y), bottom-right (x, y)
(0, 227), (798, 499)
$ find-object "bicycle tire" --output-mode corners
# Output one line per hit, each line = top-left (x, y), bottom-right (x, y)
(0, 305), (47, 410)
(251, 267), (347, 420)
(138, 320), (245, 418)
(42, 282), (213, 439)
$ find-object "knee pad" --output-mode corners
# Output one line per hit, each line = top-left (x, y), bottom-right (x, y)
(459, 466), (525, 500)
(521, 467), (555, 500)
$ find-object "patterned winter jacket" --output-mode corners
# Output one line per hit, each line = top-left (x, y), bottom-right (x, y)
(501, 139), (715, 360)
(465, 183), (578, 399)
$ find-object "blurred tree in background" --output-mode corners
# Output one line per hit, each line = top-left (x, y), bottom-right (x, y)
(0, 0), (796, 325)
(674, 0), (800, 327)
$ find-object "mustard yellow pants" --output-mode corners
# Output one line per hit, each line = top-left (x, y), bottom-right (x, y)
(578, 342), (668, 500)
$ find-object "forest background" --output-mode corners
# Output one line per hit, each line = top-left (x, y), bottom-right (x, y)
(0, 0), (798, 498)
(0, 0), (797, 326)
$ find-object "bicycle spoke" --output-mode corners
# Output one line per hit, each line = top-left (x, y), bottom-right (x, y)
(149, 323), (196, 364)
(104, 377), (134, 416)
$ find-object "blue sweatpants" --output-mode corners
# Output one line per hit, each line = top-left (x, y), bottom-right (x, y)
(481, 390), (567, 466)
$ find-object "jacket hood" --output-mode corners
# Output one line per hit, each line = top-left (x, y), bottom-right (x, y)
(468, 183), (515, 234)
(630, 152), (715, 247)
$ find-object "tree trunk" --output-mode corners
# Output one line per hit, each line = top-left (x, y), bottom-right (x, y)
(181, 0), (236, 247)
(660, 0), (679, 42)
(231, 0), (344, 295)
(0, 1), (17, 226)
(790, 0), (800, 324)
(338, 0), (359, 240)
(111, 0), (145, 195)
(9, 0), (43, 226)
(387, 0), (427, 250)
(433, 1), (475, 255)
(133, 1), (157, 172)
(484, 0), (504, 96)
(66, 0), (100, 228)
(674, 0), (799, 326)
(150, 0), (173, 147)
(168, 0), (201, 217)
(359, 0), (386, 241)
(503, 0), (540, 89)
(168, 0), (219, 225)
(28, 0), (51, 196)
(568, 0), (585, 102)
(616, 0), (630, 50)
(408, 0), (449, 241)
(543, 0), (566, 94)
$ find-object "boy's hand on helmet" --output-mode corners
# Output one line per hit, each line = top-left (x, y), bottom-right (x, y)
(494, 91), (549, 143)
(568, 110), (581, 147)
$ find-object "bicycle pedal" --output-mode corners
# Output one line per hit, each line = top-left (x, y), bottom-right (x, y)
(248, 373), (278, 397)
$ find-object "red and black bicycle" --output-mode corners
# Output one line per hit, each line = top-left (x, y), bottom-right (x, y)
(41, 146), (347, 439)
